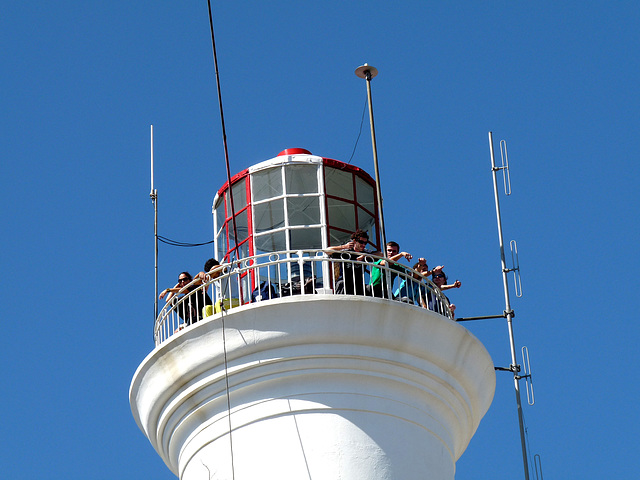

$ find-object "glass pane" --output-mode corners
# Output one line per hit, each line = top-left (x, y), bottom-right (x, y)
(228, 227), (236, 251)
(357, 207), (377, 250)
(327, 197), (356, 231)
(231, 209), (249, 243)
(253, 199), (285, 233)
(286, 164), (318, 194)
(215, 197), (226, 228)
(253, 261), (279, 287)
(357, 206), (376, 232)
(367, 224), (378, 251)
(218, 273), (243, 300)
(217, 224), (227, 260)
(325, 167), (353, 200)
(255, 231), (287, 252)
(231, 180), (247, 211)
(328, 228), (351, 248)
(238, 240), (250, 259)
(287, 197), (320, 226)
(241, 274), (251, 303)
(355, 176), (375, 214)
(290, 227), (322, 250)
(252, 167), (283, 201)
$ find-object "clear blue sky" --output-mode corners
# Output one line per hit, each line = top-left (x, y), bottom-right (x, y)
(2, 2), (638, 479)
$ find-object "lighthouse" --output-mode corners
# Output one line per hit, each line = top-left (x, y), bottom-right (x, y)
(129, 149), (495, 479)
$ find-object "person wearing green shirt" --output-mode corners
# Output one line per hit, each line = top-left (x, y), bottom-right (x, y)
(369, 241), (413, 298)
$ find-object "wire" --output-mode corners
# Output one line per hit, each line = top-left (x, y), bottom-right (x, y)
(157, 235), (214, 247)
(347, 96), (368, 164)
(207, 0), (240, 263)
(522, 409), (536, 479)
(215, 267), (236, 480)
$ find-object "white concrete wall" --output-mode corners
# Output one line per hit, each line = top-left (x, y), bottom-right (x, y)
(130, 296), (495, 479)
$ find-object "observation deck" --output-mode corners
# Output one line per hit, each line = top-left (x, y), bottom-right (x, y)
(152, 248), (456, 344)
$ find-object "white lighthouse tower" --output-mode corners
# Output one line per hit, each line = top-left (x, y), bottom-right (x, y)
(130, 148), (495, 479)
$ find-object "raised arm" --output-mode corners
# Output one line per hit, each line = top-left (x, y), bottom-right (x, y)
(440, 280), (461, 291)
(326, 240), (356, 253)
(159, 282), (181, 302)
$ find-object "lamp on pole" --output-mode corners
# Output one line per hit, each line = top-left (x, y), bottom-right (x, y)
(355, 63), (386, 251)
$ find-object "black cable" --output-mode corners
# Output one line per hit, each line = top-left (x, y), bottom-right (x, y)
(522, 410), (536, 479)
(213, 262), (236, 480)
(207, 0), (240, 263)
(206, 4), (237, 475)
(158, 235), (214, 247)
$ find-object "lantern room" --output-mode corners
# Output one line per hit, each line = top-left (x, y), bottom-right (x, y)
(212, 148), (381, 261)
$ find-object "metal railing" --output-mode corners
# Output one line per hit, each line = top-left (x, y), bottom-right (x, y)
(154, 249), (454, 345)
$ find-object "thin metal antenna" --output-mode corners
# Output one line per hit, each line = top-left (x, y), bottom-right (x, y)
(489, 131), (530, 480)
(500, 139), (512, 195)
(534, 454), (544, 480)
(521, 346), (535, 405)
(355, 63), (387, 251)
(510, 240), (523, 297)
(150, 125), (159, 321)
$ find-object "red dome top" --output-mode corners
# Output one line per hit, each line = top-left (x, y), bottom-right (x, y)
(277, 148), (312, 156)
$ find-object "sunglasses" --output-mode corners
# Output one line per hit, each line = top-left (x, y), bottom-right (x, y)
(178, 277), (190, 283)
(432, 273), (446, 279)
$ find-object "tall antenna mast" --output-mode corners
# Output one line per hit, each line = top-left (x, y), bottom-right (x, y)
(488, 131), (529, 480)
(150, 125), (158, 321)
(355, 64), (387, 250)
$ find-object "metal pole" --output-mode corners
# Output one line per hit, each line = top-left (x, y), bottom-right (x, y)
(489, 131), (529, 480)
(455, 314), (507, 322)
(355, 64), (386, 251)
(151, 125), (158, 321)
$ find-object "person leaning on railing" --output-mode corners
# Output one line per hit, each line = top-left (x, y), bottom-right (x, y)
(395, 258), (444, 307)
(326, 229), (371, 295)
(430, 269), (461, 318)
(159, 271), (212, 325)
(193, 258), (229, 314)
(369, 241), (413, 299)
(194, 258), (223, 285)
